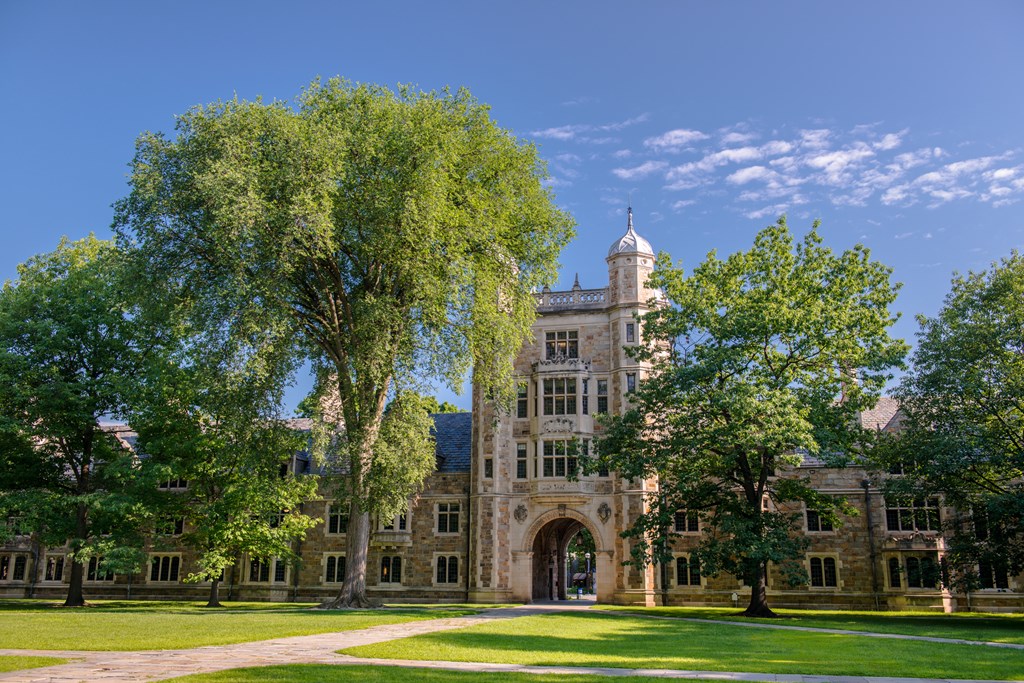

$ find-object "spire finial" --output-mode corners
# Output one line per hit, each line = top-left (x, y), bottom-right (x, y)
(627, 204), (634, 232)
(572, 272), (581, 290)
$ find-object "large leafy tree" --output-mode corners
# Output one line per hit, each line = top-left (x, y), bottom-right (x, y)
(596, 218), (907, 617)
(0, 236), (152, 606)
(114, 78), (574, 606)
(876, 253), (1024, 591)
(130, 353), (319, 607)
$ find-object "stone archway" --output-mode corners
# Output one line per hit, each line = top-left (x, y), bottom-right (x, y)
(527, 511), (601, 602)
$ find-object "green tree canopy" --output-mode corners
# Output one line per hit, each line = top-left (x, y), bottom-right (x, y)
(596, 218), (907, 617)
(130, 349), (319, 607)
(875, 253), (1024, 591)
(114, 78), (574, 606)
(0, 236), (152, 606)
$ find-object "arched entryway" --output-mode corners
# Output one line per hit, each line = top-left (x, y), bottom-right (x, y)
(530, 516), (598, 601)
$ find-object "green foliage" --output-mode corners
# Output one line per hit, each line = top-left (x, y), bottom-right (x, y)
(0, 236), (153, 601)
(114, 78), (574, 601)
(875, 252), (1024, 590)
(421, 396), (465, 414)
(595, 217), (906, 612)
(130, 348), (319, 586)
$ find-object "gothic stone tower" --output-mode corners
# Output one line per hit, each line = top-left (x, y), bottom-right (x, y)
(469, 208), (661, 605)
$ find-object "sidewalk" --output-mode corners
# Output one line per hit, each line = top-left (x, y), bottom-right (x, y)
(0, 603), (1018, 683)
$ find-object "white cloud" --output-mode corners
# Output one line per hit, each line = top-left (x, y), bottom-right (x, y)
(612, 149), (633, 159)
(611, 160), (669, 180)
(644, 128), (709, 152)
(554, 153), (582, 164)
(530, 114), (649, 142)
(760, 140), (794, 156)
(722, 131), (758, 145)
(873, 131), (906, 151)
(727, 165), (774, 185)
(799, 129), (832, 149)
(745, 204), (789, 219)
(894, 232), (915, 240)
(805, 145), (876, 185)
(671, 199), (696, 211)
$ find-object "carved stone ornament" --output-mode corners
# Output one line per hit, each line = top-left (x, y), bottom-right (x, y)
(514, 505), (528, 524)
(598, 502), (611, 524)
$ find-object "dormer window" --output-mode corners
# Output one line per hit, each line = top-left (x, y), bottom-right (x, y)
(545, 330), (578, 359)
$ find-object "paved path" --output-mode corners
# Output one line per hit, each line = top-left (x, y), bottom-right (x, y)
(0, 602), (1019, 683)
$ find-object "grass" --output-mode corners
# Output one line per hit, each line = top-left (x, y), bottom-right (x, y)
(170, 664), (723, 682)
(597, 605), (1024, 644)
(340, 612), (1024, 680)
(0, 600), (478, 651)
(0, 655), (69, 673)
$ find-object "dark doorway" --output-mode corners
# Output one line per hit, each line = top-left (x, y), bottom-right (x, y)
(531, 517), (595, 601)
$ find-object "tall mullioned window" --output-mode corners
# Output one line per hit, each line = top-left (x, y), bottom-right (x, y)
(516, 443), (528, 479)
(516, 383), (529, 418)
(437, 502), (460, 534)
(324, 554), (346, 583)
(809, 557), (838, 587)
(542, 440), (576, 477)
(150, 555), (181, 582)
(676, 556), (701, 586)
(328, 505), (349, 534)
(596, 379), (608, 414)
(545, 330), (578, 359)
(380, 556), (402, 584)
(543, 378), (577, 415)
(885, 497), (940, 532)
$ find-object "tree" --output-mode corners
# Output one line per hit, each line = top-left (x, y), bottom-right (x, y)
(875, 253), (1024, 592)
(595, 218), (907, 617)
(130, 353), (319, 607)
(0, 236), (151, 606)
(114, 78), (574, 606)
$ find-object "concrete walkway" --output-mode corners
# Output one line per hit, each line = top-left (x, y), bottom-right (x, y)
(0, 602), (1018, 683)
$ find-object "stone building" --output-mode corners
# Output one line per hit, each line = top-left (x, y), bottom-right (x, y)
(2, 211), (1022, 612)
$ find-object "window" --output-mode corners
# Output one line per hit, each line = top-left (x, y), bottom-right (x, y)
(324, 554), (346, 584)
(889, 554), (940, 589)
(380, 514), (408, 532)
(978, 560), (1010, 589)
(249, 557), (286, 583)
(0, 554), (28, 582)
(149, 554), (181, 582)
(626, 373), (636, 393)
(516, 443), (528, 479)
(676, 555), (701, 586)
(157, 517), (184, 536)
(435, 555), (459, 584)
(674, 510), (699, 533)
(888, 557), (902, 588)
(582, 378), (589, 415)
(159, 478), (188, 490)
(806, 509), (833, 532)
(484, 458), (494, 478)
(437, 502), (460, 534)
(44, 555), (65, 582)
(542, 439), (579, 478)
(626, 322), (635, 343)
(885, 497), (941, 532)
(87, 556), (114, 581)
(516, 383), (529, 418)
(380, 556), (402, 584)
(543, 378), (577, 415)
(596, 379), (608, 414)
(809, 556), (838, 588)
(545, 330), (578, 359)
(327, 504), (349, 535)
(906, 555), (939, 589)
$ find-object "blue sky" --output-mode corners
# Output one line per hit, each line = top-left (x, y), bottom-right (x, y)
(2, 1), (1023, 411)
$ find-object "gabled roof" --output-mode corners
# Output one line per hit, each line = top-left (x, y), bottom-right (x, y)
(431, 412), (472, 473)
(859, 396), (902, 432)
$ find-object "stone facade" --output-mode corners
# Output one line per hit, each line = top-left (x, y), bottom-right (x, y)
(3, 211), (1022, 612)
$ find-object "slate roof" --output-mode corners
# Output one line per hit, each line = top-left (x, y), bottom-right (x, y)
(431, 412), (472, 473)
(858, 396), (902, 432)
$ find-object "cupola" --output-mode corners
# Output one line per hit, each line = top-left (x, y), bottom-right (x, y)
(607, 207), (654, 258)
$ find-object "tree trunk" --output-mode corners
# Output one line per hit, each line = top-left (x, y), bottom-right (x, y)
(742, 562), (778, 618)
(205, 578), (222, 608)
(320, 504), (374, 608)
(63, 504), (88, 607)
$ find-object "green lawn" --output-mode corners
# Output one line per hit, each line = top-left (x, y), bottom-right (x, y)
(0, 600), (477, 651)
(0, 655), (68, 672)
(171, 664), (722, 683)
(340, 612), (1024, 680)
(597, 605), (1024, 645)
